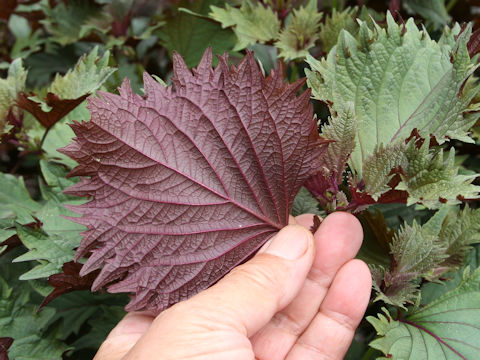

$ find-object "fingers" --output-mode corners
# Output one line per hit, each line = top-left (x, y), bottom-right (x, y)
(251, 212), (364, 359)
(193, 224), (316, 337)
(286, 259), (372, 360)
(122, 224), (316, 359)
(94, 312), (155, 360)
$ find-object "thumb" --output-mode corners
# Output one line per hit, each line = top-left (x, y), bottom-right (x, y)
(186, 224), (315, 336)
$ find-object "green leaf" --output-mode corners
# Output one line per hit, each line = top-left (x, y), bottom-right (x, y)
(0, 173), (41, 228)
(357, 209), (393, 267)
(47, 291), (128, 341)
(362, 143), (408, 200)
(275, 0), (322, 61)
(0, 58), (27, 133)
(12, 161), (85, 280)
(433, 206), (480, 272)
(0, 253), (68, 360)
(421, 244), (480, 304)
(306, 14), (480, 177)
(247, 44), (278, 75)
(291, 187), (322, 217)
(159, 0), (236, 68)
(47, 46), (115, 100)
(319, 101), (357, 183)
(396, 140), (480, 208)
(369, 266), (480, 360)
(72, 305), (126, 351)
(42, 0), (112, 46)
(319, 7), (359, 54)
(372, 220), (447, 308)
(404, 0), (450, 29)
(209, 0), (280, 51)
(13, 217), (82, 280)
(26, 102), (91, 168)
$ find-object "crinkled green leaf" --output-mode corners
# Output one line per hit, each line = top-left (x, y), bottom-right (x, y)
(421, 244), (480, 305)
(397, 140), (480, 208)
(275, 0), (322, 61)
(369, 266), (480, 360)
(39, 160), (79, 202)
(319, 102), (357, 182)
(0, 58), (27, 133)
(372, 220), (447, 308)
(371, 265), (421, 308)
(404, 0), (450, 29)
(159, 0), (236, 68)
(363, 143), (408, 200)
(435, 206), (480, 270)
(209, 0), (280, 51)
(47, 47), (115, 100)
(319, 7), (358, 54)
(306, 14), (480, 177)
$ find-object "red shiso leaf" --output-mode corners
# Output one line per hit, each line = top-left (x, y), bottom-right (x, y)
(60, 48), (327, 314)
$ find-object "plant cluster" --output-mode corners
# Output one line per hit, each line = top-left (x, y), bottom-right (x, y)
(1, 0), (480, 359)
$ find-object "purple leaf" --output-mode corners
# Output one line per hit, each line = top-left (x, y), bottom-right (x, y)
(60, 49), (327, 313)
(0, 338), (13, 360)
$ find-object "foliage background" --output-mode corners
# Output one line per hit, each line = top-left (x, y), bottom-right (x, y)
(1, 0), (480, 359)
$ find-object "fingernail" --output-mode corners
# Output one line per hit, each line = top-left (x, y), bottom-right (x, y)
(265, 226), (311, 260)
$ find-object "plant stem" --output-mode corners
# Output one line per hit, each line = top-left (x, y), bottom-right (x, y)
(39, 128), (50, 149)
(360, 347), (376, 360)
(446, 0), (458, 12)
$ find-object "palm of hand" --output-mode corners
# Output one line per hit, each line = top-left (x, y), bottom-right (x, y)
(95, 213), (371, 360)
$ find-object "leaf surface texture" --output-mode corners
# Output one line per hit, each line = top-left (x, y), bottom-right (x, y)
(62, 49), (325, 313)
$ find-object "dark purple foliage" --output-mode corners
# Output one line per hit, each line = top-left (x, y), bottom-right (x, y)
(0, 338), (13, 360)
(61, 49), (327, 314)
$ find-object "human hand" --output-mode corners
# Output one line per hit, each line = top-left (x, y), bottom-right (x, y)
(94, 212), (371, 360)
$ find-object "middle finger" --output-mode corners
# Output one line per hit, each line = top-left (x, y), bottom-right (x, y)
(250, 212), (364, 360)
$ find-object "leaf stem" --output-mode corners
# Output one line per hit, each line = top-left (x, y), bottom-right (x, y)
(446, 0), (458, 12)
(360, 347), (376, 360)
(39, 128), (50, 149)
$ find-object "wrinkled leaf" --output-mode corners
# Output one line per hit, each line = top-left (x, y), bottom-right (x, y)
(0, 59), (27, 134)
(275, 0), (322, 61)
(61, 49), (326, 313)
(372, 220), (447, 308)
(307, 14), (480, 176)
(397, 140), (480, 208)
(319, 7), (358, 54)
(369, 266), (480, 360)
(209, 0), (280, 51)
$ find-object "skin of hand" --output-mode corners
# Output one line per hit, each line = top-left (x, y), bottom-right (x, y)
(94, 212), (372, 360)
